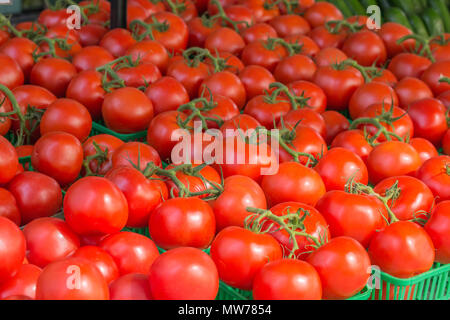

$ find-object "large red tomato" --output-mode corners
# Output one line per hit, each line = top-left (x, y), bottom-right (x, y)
(425, 201), (450, 264)
(416, 155), (450, 202)
(72, 246), (119, 285)
(109, 273), (152, 300)
(0, 264), (41, 300)
(0, 217), (26, 285)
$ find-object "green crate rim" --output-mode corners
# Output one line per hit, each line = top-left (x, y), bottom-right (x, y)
(378, 263), (450, 286)
(91, 122), (147, 141)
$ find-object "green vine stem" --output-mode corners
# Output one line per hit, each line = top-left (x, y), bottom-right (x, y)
(245, 207), (323, 259)
(264, 37), (303, 57)
(95, 56), (135, 92)
(165, 0), (187, 17)
(439, 76), (450, 84)
(325, 20), (364, 35)
(129, 17), (168, 42)
(0, 84), (30, 146)
(32, 36), (74, 61)
(181, 47), (232, 73)
(82, 141), (110, 177)
(335, 59), (380, 83)
(0, 14), (47, 40)
(177, 95), (224, 130)
(348, 102), (406, 144)
(209, 0), (250, 32)
(397, 34), (436, 63)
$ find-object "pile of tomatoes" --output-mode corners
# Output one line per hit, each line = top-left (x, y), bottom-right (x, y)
(0, 0), (449, 301)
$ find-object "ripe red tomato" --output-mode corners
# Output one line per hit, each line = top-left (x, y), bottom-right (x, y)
(411, 137), (439, 165)
(331, 129), (372, 164)
(0, 37), (38, 79)
(369, 221), (435, 278)
(72, 246), (119, 285)
(315, 147), (368, 191)
(106, 166), (167, 228)
(99, 28), (136, 58)
(425, 201), (450, 264)
(253, 259), (322, 300)
(111, 141), (162, 171)
(378, 22), (415, 58)
(64, 176), (129, 236)
(309, 25), (346, 49)
(421, 60), (450, 96)
(116, 61), (161, 88)
(8, 171), (62, 225)
(210, 226), (282, 291)
(0, 188), (20, 226)
(40, 98), (93, 142)
(307, 236), (371, 300)
(367, 141), (421, 184)
(109, 273), (152, 300)
(149, 197), (215, 250)
(348, 82), (399, 119)
(100, 232), (159, 275)
(72, 46), (114, 72)
(274, 54), (317, 84)
(145, 76), (189, 115)
(239, 65), (275, 100)
(261, 161), (326, 207)
(388, 53), (431, 80)
(243, 0), (279, 23)
(315, 191), (387, 247)
(149, 247), (219, 300)
(82, 134), (124, 176)
(29, 58), (76, 97)
(322, 110), (350, 144)
(66, 70), (107, 120)
(31, 132), (83, 186)
(0, 136), (18, 185)
(0, 217), (26, 285)
(187, 16), (221, 47)
(0, 54), (24, 89)
(36, 257), (109, 300)
(241, 23), (278, 44)
(0, 264), (41, 300)
(78, 24), (108, 47)
(287, 80), (327, 113)
(204, 27), (245, 56)
(102, 87), (154, 134)
(394, 77), (433, 109)
(314, 47), (348, 67)
(269, 14), (311, 37)
(166, 58), (209, 99)
(374, 176), (434, 221)
(199, 71), (246, 109)
(342, 30), (387, 67)
(416, 155), (450, 202)
(267, 202), (330, 259)
(23, 217), (80, 268)
(280, 108), (326, 138)
(244, 94), (291, 129)
(304, 2), (343, 28)
(408, 98), (448, 147)
(241, 39), (288, 73)
(125, 40), (170, 74)
(313, 64), (363, 111)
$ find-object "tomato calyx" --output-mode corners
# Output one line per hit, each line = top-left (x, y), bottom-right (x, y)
(182, 47), (230, 72)
(82, 141), (110, 177)
(245, 207), (325, 258)
(209, 0), (250, 32)
(130, 17), (170, 42)
(177, 94), (223, 130)
(142, 162), (224, 199)
(165, 0), (188, 17)
(333, 59), (380, 83)
(397, 34), (436, 63)
(32, 36), (74, 61)
(0, 14), (46, 41)
(345, 177), (399, 224)
(349, 101), (408, 145)
(95, 56), (132, 92)
(264, 82), (310, 109)
(264, 37), (303, 56)
(45, 0), (92, 26)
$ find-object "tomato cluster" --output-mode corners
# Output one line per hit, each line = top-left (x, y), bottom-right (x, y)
(0, 0), (449, 301)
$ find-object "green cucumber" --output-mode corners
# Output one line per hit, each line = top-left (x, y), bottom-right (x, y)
(346, 0), (367, 16)
(328, 0), (353, 18)
(422, 8), (446, 36)
(378, 0), (392, 12)
(428, 0), (450, 33)
(360, 0), (378, 7)
(409, 14), (429, 37)
(384, 7), (413, 30)
(389, 0), (422, 16)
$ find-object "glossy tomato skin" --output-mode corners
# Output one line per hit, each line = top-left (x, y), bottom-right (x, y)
(100, 232), (159, 275)
(212, 175), (267, 232)
(315, 147), (368, 191)
(72, 246), (119, 285)
(0, 188), (20, 226)
(408, 98), (448, 147)
(40, 98), (92, 142)
(306, 236), (371, 300)
(261, 161), (326, 207)
(378, 22), (415, 58)
(0, 264), (41, 300)
(313, 65), (363, 111)
(0, 217), (26, 285)
(0, 37), (38, 79)
(116, 62), (161, 88)
(374, 176), (434, 221)
(253, 259), (322, 300)
(149, 197), (215, 250)
(66, 70), (106, 120)
(322, 110), (350, 144)
(64, 177), (129, 236)
(368, 221), (435, 279)
(274, 54), (316, 84)
(30, 58), (76, 97)
(210, 226), (283, 291)
(145, 76), (189, 115)
(425, 201), (450, 264)
(99, 28), (136, 58)
(331, 129), (372, 164)
(106, 167), (168, 228)
(416, 156), (450, 202)
(78, 24), (108, 46)
(421, 60), (450, 96)
(72, 45), (114, 72)
(315, 191), (387, 247)
(111, 142), (162, 172)
(268, 202), (330, 259)
(125, 40), (170, 74)
(367, 141), (421, 184)
(199, 71), (246, 109)
(166, 59), (209, 99)
(7, 172), (62, 225)
(187, 16), (221, 47)
(102, 87), (154, 134)
(342, 30), (387, 67)
(309, 25), (346, 49)
(31, 132), (83, 186)
(83, 134), (124, 176)
(388, 53), (431, 80)
(314, 47), (347, 67)
(36, 257), (109, 300)
(109, 273), (152, 300)
(280, 108), (326, 138)
(0, 136), (18, 185)
(304, 2), (343, 28)
(238, 65), (275, 100)
(204, 27), (245, 56)
(0, 53), (24, 89)
(149, 247), (219, 300)
(410, 137), (439, 165)
(288, 80), (327, 113)
(394, 77), (433, 109)
(23, 217), (80, 268)
(241, 23), (278, 44)
(244, 95), (291, 129)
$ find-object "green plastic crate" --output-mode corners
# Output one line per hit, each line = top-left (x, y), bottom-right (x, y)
(370, 263), (450, 300)
(90, 122), (147, 142)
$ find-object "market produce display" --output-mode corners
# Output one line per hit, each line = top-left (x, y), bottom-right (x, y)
(0, 0), (449, 301)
